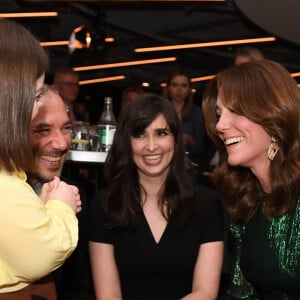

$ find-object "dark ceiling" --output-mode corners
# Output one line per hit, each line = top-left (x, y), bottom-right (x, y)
(1, 0), (300, 108)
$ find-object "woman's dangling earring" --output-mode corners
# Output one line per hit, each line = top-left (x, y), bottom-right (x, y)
(267, 137), (279, 160)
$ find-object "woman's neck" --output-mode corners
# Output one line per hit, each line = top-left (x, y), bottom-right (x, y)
(139, 176), (165, 203)
(250, 161), (271, 193)
(172, 101), (184, 118)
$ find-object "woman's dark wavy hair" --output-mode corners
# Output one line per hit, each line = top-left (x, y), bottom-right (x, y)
(0, 19), (48, 173)
(202, 59), (300, 222)
(103, 93), (194, 227)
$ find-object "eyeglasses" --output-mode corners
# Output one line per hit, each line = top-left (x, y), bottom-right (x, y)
(57, 81), (79, 88)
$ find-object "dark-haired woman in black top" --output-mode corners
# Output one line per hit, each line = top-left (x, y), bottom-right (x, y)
(89, 94), (224, 300)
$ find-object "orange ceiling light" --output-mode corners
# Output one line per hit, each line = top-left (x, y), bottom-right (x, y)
(40, 40), (69, 47)
(105, 36), (115, 43)
(101, 0), (226, 1)
(73, 57), (177, 72)
(135, 37), (276, 53)
(191, 75), (216, 82)
(161, 71), (300, 87)
(159, 65), (300, 90)
(40, 37), (114, 48)
(79, 75), (125, 85)
(0, 12), (58, 18)
(291, 72), (300, 78)
(191, 70), (300, 83)
(161, 74), (215, 87)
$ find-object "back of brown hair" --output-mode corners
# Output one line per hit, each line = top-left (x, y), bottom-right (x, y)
(0, 19), (48, 172)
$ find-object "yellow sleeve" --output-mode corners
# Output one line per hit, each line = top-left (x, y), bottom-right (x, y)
(0, 177), (78, 287)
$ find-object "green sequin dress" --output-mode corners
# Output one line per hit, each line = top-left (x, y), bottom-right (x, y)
(223, 196), (300, 300)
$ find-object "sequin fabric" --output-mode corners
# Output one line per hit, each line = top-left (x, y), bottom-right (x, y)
(225, 196), (300, 300)
(268, 196), (300, 277)
(226, 221), (258, 299)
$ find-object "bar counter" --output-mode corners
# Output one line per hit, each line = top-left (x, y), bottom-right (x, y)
(66, 150), (107, 164)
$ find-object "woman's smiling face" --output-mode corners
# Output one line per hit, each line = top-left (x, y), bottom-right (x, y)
(215, 94), (271, 173)
(130, 113), (175, 181)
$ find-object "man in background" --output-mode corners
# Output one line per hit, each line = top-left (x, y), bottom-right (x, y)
(53, 68), (81, 123)
(28, 85), (91, 300)
(121, 85), (145, 109)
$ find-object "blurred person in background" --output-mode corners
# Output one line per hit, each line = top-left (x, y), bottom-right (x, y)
(53, 68), (81, 123)
(53, 68), (94, 198)
(73, 98), (90, 123)
(234, 46), (264, 66)
(121, 85), (145, 109)
(0, 19), (80, 300)
(164, 70), (206, 166)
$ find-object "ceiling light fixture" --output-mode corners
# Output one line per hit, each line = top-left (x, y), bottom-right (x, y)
(291, 72), (300, 78)
(79, 75), (125, 85)
(73, 57), (177, 72)
(191, 75), (215, 82)
(93, 0), (225, 1)
(0, 12), (58, 18)
(161, 70), (300, 87)
(135, 37), (276, 53)
(105, 36), (115, 43)
(69, 25), (92, 54)
(40, 41), (69, 47)
(161, 74), (215, 87)
(191, 71), (300, 83)
(40, 36), (114, 48)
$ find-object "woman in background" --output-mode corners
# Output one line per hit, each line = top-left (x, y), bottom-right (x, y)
(164, 70), (206, 167)
(0, 19), (81, 299)
(202, 59), (300, 299)
(89, 94), (224, 300)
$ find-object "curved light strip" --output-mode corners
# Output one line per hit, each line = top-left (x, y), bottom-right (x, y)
(40, 37), (114, 47)
(191, 75), (215, 82)
(161, 74), (215, 87)
(79, 75), (125, 85)
(73, 57), (176, 72)
(135, 37), (276, 53)
(0, 12), (58, 18)
(161, 71), (300, 90)
(40, 41), (69, 47)
(98, 0), (225, 1)
(191, 71), (300, 83)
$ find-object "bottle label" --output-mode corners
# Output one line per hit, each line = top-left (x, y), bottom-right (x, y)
(99, 125), (116, 151)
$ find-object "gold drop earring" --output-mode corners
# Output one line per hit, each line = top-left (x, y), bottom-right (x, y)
(267, 137), (279, 160)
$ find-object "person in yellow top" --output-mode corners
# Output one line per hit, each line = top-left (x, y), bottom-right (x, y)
(0, 19), (81, 299)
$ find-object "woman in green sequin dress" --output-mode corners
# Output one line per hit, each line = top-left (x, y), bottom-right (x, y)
(202, 59), (300, 300)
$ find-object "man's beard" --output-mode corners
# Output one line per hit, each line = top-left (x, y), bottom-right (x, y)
(26, 171), (53, 196)
(26, 171), (52, 186)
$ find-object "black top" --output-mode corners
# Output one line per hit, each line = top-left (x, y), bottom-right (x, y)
(89, 186), (224, 300)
